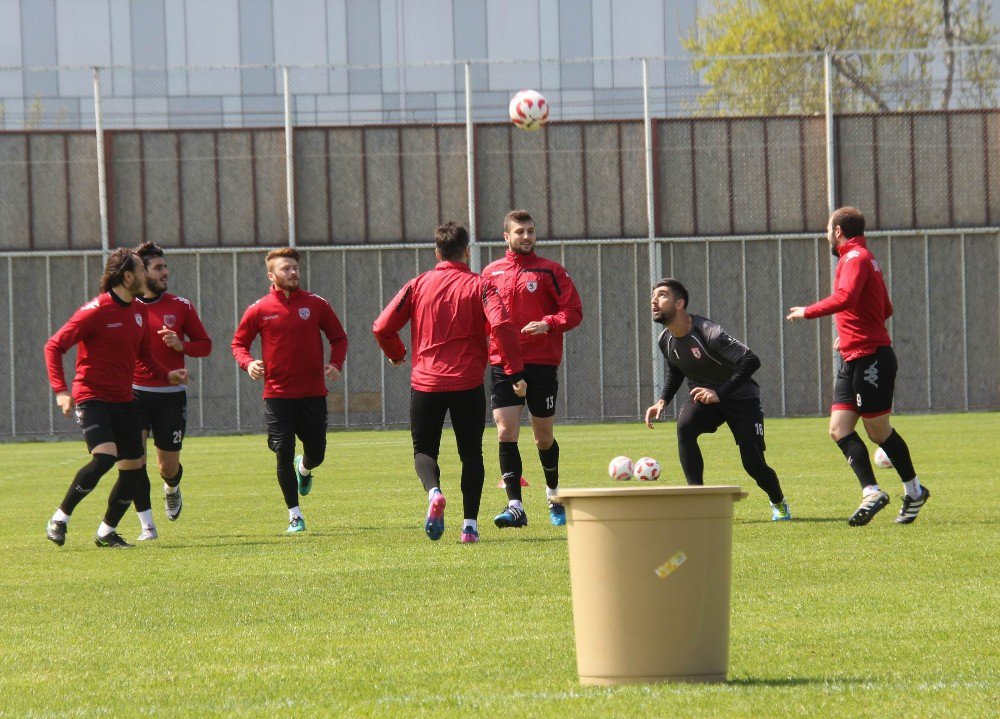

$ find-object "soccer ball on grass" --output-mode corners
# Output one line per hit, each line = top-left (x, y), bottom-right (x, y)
(633, 457), (661, 482)
(608, 456), (634, 481)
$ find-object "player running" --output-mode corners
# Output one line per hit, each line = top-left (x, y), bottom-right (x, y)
(482, 209), (583, 528)
(129, 242), (213, 540)
(787, 206), (929, 526)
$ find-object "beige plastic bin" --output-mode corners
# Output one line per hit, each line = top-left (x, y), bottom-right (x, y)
(556, 485), (747, 685)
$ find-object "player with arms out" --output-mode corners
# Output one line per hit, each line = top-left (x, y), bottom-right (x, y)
(44, 249), (187, 548)
(374, 222), (526, 544)
(232, 248), (348, 534)
(787, 206), (929, 526)
(645, 278), (791, 520)
(482, 209), (583, 528)
(129, 242), (213, 540)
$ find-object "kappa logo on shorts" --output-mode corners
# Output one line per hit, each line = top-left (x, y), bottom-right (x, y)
(299, 307), (311, 320)
(134, 313), (143, 327)
(863, 361), (879, 388)
(526, 281), (538, 292)
(691, 346), (701, 359)
(163, 314), (176, 328)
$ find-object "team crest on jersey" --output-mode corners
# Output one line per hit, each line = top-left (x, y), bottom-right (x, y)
(526, 281), (538, 293)
(135, 314), (143, 327)
(299, 307), (311, 320)
(691, 346), (701, 359)
(163, 314), (176, 328)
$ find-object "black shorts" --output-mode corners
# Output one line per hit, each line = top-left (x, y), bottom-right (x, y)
(74, 399), (144, 460)
(676, 396), (767, 451)
(490, 364), (559, 418)
(410, 385), (486, 459)
(134, 389), (187, 452)
(264, 397), (328, 455)
(832, 345), (897, 418)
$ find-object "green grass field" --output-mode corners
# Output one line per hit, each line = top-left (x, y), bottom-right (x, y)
(1, 412), (997, 718)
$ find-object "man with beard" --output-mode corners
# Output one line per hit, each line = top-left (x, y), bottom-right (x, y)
(644, 278), (791, 520)
(44, 248), (188, 548)
(482, 209), (582, 529)
(129, 242), (213, 541)
(232, 247), (348, 534)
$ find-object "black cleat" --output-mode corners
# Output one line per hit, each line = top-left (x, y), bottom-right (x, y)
(848, 490), (890, 526)
(46, 520), (67, 546)
(895, 486), (931, 524)
(94, 531), (133, 548)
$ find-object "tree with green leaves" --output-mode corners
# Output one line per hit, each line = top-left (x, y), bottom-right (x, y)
(684, 0), (999, 114)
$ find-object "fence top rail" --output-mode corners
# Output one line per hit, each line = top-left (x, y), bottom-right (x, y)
(2, 228), (996, 259)
(5, 44), (999, 74)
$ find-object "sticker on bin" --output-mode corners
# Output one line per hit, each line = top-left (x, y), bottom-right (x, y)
(654, 551), (687, 579)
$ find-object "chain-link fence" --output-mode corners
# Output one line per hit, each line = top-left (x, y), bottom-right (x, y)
(2, 228), (998, 440)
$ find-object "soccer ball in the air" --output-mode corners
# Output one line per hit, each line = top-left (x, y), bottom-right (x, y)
(608, 456), (634, 481)
(633, 457), (661, 481)
(509, 90), (550, 131)
(873, 447), (893, 469)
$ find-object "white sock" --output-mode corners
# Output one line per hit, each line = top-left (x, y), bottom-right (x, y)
(298, 459), (312, 477)
(164, 483), (179, 495)
(428, 487), (441, 501)
(137, 510), (154, 529)
(903, 478), (922, 499)
(545, 486), (558, 500)
(508, 499), (523, 510)
(463, 519), (478, 532)
(289, 506), (302, 521)
(862, 485), (882, 497)
(53, 509), (70, 524)
(97, 522), (115, 537)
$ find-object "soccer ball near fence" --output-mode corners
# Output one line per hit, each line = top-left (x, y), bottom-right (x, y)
(608, 456), (634, 481)
(508, 90), (550, 131)
(633, 457), (661, 482)
(873, 447), (894, 469)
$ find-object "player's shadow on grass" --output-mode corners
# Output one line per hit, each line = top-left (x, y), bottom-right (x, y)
(739, 517), (844, 524)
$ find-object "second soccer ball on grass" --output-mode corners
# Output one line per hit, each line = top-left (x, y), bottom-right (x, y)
(633, 457), (661, 482)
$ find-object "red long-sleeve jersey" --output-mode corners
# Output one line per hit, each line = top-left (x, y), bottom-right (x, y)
(232, 286), (348, 399)
(482, 249), (583, 366)
(804, 236), (893, 361)
(373, 260), (524, 392)
(132, 292), (212, 389)
(45, 292), (171, 404)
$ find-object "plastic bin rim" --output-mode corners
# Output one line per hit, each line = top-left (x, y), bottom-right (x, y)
(555, 485), (748, 500)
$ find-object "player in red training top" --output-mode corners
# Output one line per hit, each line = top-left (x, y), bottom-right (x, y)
(374, 222), (526, 544)
(128, 242), (213, 540)
(787, 206), (929, 526)
(482, 209), (582, 529)
(232, 248), (348, 534)
(44, 249), (188, 548)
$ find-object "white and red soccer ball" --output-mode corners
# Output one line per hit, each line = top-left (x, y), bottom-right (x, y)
(509, 90), (550, 131)
(632, 457), (661, 482)
(608, 455), (634, 481)
(873, 447), (893, 469)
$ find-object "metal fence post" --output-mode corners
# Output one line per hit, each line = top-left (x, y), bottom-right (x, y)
(465, 62), (479, 271)
(642, 58), (662, 404)
(283, 66), (296, 247)
(93, 68), (110, 255)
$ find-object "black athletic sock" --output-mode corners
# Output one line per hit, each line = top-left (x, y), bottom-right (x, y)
(60, 453), (116, 514)
(459, 453), (485, 520)
(738, 444), (784, 504)
(878, 429), (917, 482)
(499, 441), (523, 501)
(538, 439), (559, 490)
(163, 463), (183, 488)
(104, 468), (144, 527)
(677, 433), (705, 485)
(275, 447), (299, 509)
(132, 466), (152, 513)
(835, 432), (877, 489)
(414, 452), (441, 494)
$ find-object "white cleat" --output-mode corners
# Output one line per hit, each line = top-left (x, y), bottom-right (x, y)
(165, 488), (183, 521)
(137, 526), (159, 542)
